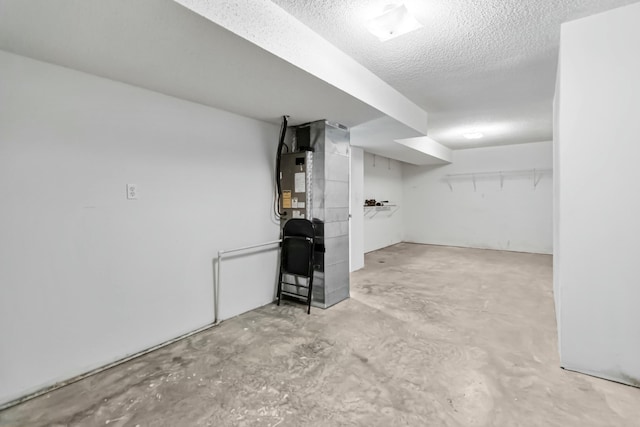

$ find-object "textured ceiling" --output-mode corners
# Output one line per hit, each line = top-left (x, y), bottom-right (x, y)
(2, 0), (638, 155)
(271, 0), (639, 148)
(0, 0), (385, 129)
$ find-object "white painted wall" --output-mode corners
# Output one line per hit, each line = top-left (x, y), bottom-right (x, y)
(349, 147), (364, 271)
(555, 3), (640, 386)
(363, 152), (404, 253)
(0, 51), (280, 405)
(402, 142), (553, 254)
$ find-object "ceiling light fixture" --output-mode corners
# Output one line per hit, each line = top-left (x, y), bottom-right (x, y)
(463, 132), (484, 140)
(366, 3), (423, 42)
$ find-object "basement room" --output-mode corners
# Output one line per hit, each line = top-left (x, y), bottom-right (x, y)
(1, 0), (639, 426)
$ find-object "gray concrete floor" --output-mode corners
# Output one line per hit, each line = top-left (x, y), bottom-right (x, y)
(1, 243), (639, 426)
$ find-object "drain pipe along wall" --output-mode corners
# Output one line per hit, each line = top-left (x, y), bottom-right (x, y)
(0, 51), (280, 406)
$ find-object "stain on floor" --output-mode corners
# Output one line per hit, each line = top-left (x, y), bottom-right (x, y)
(1, 243), (639, 426)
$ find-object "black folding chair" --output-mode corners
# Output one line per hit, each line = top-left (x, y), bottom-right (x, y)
(277, 219), (315, 314)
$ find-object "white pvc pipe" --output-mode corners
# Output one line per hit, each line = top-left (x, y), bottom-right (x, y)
(2, 239), (284, 411)
(0, 321), (218, 411)
(215, 239), (281, 322)
(219, 239), (282, 256)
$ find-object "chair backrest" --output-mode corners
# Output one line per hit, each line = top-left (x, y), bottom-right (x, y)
(281, 219), (315, 277)
(282, 238), (313, 276)
(282, 218), (315, 240)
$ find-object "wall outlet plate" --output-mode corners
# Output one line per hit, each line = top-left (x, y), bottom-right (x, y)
(127, 184), (138, 200)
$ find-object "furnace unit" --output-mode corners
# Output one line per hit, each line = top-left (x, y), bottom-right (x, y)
(279, 120), (350, 308)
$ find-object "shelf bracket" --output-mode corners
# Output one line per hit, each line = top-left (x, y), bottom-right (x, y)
(533, 168), (543, 190)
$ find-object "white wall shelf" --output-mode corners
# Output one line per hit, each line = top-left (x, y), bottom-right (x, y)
(444, 168), (552, 192)
(364, 204), (399, 218)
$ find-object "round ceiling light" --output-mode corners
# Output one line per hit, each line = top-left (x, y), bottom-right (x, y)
(463, 132), (484, 139)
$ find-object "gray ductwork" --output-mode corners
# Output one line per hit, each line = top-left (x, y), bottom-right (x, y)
(279, 120), (350, 308)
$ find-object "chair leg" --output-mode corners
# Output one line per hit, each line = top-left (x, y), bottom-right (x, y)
(307, 274), (313, 315)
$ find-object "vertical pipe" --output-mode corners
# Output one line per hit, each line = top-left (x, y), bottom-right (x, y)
(215, 250), (223, 323)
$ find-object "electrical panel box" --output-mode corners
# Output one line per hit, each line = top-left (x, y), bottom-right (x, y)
(279, 151), (313, 222)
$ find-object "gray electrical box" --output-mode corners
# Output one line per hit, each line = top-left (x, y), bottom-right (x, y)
(279, 120), (350, 308)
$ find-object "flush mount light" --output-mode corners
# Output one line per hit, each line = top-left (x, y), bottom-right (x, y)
(463, 132), (484, 140)
(366, 3), (423, 42)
